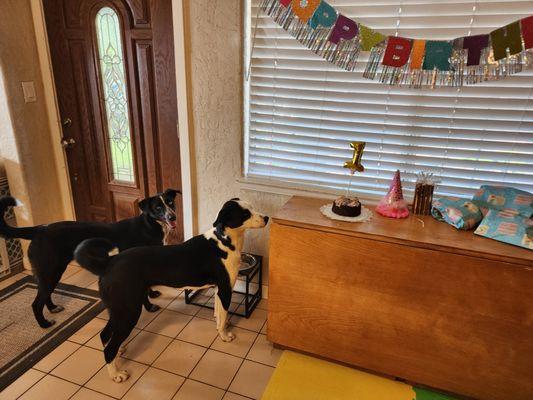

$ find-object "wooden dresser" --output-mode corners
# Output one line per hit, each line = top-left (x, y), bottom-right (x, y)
(268, 196), (533, 400)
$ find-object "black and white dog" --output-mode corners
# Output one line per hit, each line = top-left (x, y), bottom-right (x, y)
(0, 189), (180, 328)
(74, 198), (268, 382)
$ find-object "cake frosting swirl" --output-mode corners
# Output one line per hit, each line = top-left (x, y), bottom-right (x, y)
(332, 196), (361, 217)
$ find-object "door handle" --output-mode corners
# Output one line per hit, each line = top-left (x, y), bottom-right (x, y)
(61, 137), (76, 149)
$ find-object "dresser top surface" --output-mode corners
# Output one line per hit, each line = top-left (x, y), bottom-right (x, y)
(272, 196), (533, 265)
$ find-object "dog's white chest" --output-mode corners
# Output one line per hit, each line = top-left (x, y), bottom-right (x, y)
(223, 251), (241, 286)
(204, 228), (242, 286)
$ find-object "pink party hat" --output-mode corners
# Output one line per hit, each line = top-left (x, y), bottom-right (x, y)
(376, 170), (410, 219)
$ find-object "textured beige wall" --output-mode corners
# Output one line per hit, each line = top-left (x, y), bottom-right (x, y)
(184, 0), (289, 284)
(0, 0), (64, 227)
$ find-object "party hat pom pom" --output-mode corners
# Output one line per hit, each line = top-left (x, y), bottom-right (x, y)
(376, 170), (410, 219)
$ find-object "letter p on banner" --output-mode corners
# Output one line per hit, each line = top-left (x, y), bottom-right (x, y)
(329, 15), (359, 44)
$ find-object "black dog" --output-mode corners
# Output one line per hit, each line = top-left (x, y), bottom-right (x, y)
(74, 198), (268, 382)
(0, 188), (180, 328)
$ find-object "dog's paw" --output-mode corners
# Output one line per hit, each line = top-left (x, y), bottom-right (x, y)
(146, 303), (161, 313)
(40, 319), (56, 329)
(219, 331), (236, 342)
(49, 305), (64, 314)
(111, 370), (130, 383)
(149, 290), (161, 298)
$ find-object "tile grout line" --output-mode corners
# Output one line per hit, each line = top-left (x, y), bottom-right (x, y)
(224, 319), (275, 398)
(119, 292), (204, 400)
(13, 369), (48, 400)
(155, 299), (241, 400)
(225, 391), (255, 400)
(92, 292), (186, 399)
(223, 326), (261, 397)
(48, 343), (111, 399)
(10, 285), (267, 399)
(67, 384), (84, 400)
(26, 328), (265, 396)
(3, 274), (45, 400)
(96, 290), (264, 335)
(10, 274), (100, 399)
(161, 292), (243, 394)
(5, 276), (119, 398)
(17, 371), (85, 399)
(56, 290), (185, 400)
(89, 300), (274, 370)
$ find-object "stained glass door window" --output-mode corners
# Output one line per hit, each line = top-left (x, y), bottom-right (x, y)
(95, 7), (135, 183)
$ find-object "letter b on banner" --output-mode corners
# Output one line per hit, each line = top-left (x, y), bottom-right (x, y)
(382, 37), (412, 67)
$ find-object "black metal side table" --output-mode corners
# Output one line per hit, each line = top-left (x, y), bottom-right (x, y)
(184, 253), (262, 318)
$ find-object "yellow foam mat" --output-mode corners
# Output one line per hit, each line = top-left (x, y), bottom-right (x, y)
(262, 351), (422, 400)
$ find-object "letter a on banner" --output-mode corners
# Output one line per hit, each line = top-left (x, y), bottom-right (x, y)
(309, 1), (337, 29)
(382, 37), (412, 67)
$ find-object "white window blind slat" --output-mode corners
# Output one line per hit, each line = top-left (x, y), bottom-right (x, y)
(245, 0), (533, 198)
(249, 131), (533, 164)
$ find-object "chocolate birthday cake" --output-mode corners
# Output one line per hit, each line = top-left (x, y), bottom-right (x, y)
(332, 196), (361, 217)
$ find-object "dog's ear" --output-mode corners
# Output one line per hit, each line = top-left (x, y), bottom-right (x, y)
(164, 188), (181, 198)
(138, 198), (150, 214)
(230, 197), (240, 201)
(213, 206), (229, 228)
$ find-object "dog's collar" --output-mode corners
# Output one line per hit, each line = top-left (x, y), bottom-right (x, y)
(214, 225), (235, 251)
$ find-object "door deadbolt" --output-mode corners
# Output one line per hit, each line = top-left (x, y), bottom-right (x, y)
(61, 137), (76, 148)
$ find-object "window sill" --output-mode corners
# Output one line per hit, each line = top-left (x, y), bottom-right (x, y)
(236, 176), (380, 205)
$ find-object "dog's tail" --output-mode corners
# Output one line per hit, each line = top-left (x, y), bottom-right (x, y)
(74, 238), (116, 276)
(0, 196), (42, 240)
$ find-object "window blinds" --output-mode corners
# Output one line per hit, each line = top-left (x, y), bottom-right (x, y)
(244, 0), (533, 198)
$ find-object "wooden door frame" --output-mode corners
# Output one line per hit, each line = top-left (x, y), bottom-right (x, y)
(30, 0), (194, 238)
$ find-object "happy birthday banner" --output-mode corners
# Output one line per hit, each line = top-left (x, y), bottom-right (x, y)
(259, 0), (533, 88)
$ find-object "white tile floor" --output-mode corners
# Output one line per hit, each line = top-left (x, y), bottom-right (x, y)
(1, 269), (281, 400)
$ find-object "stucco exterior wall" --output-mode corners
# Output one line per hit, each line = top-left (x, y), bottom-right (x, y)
(184, 0), (289, 287)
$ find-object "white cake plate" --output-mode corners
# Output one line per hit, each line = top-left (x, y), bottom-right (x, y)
(320, 204), (373, 223)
